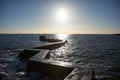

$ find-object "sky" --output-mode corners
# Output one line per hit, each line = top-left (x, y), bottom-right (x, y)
(0, 0), (120, 34)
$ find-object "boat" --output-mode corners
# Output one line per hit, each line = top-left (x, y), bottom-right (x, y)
(39, 35), (63, 42)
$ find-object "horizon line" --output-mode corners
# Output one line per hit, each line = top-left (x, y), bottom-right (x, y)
(0, 32), (118, 35)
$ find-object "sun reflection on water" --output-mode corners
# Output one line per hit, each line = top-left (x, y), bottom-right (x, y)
(56, 34), (68, 40)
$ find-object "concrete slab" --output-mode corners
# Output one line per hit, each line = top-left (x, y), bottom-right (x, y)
(18, 49), (49, 59)
(64, 67), (95, 80)
(30, 50), (50, 60)
(33, 41), (66, 50)
(18, 49), (40, 59)
(27, 59), (74, 80)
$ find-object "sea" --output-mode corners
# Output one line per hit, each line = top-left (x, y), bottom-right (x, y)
(0, 34), (120, 80)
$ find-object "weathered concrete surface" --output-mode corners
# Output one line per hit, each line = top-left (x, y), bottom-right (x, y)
(33, 41), (66, 50)
(30, 50), (50, 60)
(27, 59), (74, 80)
(64, 67), (95, 80)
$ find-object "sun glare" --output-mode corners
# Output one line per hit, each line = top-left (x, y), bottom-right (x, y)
(57, 34), (68, 40)
(57, 8), (68, 22)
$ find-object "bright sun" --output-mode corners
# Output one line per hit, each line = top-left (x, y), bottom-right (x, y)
(57, 8), (68, 22)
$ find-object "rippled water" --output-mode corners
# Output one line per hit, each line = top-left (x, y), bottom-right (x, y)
(0, 34), (120, 80)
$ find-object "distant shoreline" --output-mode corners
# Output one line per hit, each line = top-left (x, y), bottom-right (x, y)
(114, 34), (120, 35)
